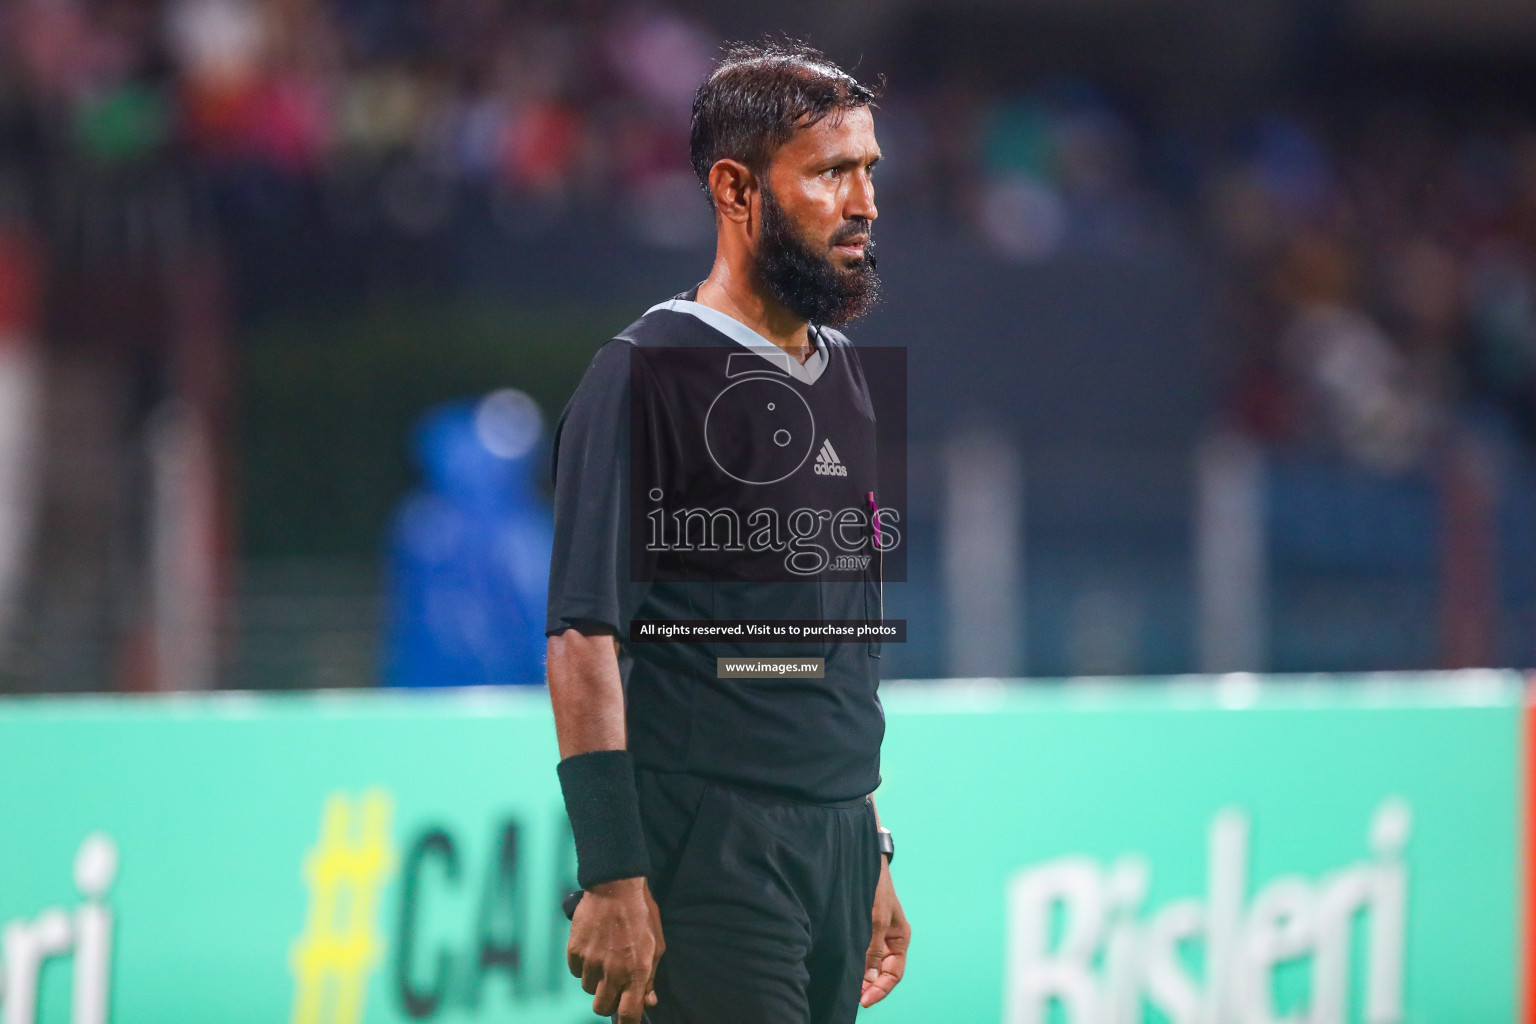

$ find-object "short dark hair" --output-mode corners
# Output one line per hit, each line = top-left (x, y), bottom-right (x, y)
(689, 40), (879, 205)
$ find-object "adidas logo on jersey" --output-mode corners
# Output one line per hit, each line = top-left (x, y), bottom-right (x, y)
(813, 439), (848, 477)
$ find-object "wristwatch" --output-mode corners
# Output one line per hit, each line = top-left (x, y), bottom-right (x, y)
(877, 826), (894, 864)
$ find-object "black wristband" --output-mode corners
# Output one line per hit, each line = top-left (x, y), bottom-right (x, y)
(557, 750), (651, 889)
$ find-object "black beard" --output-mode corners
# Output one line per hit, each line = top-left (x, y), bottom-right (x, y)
(755, 186), (880, 329)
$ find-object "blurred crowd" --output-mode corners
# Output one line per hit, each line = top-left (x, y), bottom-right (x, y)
(1212, 111), (1536, 473)
(7, 0), (1535, 472)
(2, 0), (724, 242)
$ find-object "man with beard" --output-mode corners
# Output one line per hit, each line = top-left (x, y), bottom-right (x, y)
(544, 40), (910, 1024)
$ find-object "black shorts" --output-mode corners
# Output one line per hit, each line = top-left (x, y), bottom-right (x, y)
(632, 769), (881, 1024)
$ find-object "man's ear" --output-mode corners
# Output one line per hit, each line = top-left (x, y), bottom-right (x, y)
(707, 158), (756, 226)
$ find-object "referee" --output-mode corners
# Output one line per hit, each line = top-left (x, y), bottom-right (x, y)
(546, 41), (910, 1024)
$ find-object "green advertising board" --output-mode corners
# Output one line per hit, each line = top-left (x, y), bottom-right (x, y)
(0, 674), (1525, 1024)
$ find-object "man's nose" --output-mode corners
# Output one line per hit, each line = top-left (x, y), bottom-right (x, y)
(846, 171), (877, 223)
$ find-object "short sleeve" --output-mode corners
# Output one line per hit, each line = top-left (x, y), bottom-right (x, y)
(546, 340), (646, 636)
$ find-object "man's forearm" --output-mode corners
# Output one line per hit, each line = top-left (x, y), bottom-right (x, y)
(549, 630), (661, 1024)
(547, 627), (627, 758)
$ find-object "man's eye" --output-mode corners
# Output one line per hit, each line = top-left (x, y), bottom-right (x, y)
(821, 167), (841, 179)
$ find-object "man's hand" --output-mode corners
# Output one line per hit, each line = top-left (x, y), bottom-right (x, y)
(861, 857), (910, 1007)
(567, 876), (665, 1024)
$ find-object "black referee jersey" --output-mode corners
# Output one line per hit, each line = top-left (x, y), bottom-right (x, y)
(545, 287), (886, 804)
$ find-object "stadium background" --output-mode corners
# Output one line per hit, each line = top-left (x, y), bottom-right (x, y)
(0, 0), (1534, 1021)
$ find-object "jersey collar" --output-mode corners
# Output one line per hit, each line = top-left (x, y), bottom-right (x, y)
(644, 298), (830, 386)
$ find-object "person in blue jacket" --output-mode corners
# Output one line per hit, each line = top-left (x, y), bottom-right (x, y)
(384, 389), (552, 687)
